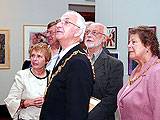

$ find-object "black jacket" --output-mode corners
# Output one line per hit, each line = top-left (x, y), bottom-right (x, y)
(88, 49), (124, 120)
(40, 44), (94, 120)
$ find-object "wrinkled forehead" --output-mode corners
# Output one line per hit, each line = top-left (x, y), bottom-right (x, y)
(61, 12), (78, 23)
(88, 24), (104, 32)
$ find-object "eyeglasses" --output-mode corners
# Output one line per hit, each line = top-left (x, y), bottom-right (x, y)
(85, 30), (106, 37)
(46, 30), (56, 35)
(43, 30), (55, 37)
(56, 19), (80, 28)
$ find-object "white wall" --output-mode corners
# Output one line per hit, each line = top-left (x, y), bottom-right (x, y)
(96, 0), (160, 83)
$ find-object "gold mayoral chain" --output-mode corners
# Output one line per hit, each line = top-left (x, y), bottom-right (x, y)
(44, 50), (95, 95)
(128, 60), (160, 85)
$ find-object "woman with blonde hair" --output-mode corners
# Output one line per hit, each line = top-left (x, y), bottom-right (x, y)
(4, 42), (51, 120)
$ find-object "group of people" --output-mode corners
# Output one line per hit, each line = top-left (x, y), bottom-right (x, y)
(4, 10), (160, 120)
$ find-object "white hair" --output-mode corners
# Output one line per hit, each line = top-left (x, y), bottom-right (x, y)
(62, 10), (86, 42)
(103, 25), (107, 36)
(95, 23), (107, 35)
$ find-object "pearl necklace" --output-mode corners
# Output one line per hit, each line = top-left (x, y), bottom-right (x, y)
(128, 60), (160, 85)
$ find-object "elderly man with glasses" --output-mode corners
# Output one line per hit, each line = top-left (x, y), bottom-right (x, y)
(45, 21), (61, 71)
(22, 20), (60, 71)
(84, 22), (124, 120)
(40, 11), (94, 120)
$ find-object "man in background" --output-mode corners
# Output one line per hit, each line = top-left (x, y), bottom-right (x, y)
(22, 20), (60, 70)
(84, 22), (124, 120)
(45, 21), (60, 71)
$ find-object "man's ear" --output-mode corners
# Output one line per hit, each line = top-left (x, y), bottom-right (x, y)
(74, 29), (83, 37)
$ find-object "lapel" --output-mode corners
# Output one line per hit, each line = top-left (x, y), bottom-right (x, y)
(94, 50), (108, 71)
(118, 56), (159, 101)
(118, 76), (143, 101)
(51, 44), (84, 76)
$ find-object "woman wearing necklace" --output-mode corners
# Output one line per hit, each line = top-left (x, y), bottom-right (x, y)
(117, 26), (160, 120)
(4, 42), (51, 120)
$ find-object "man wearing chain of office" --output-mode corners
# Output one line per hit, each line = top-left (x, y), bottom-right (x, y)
(40, 11), (94, 120)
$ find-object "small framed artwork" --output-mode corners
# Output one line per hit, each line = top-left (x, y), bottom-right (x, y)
(128, 58), (138, 75)
(103, 26), (117, 49)
(128, 26), (156, 35)
(0, 29), (10, 69)
(128, 26), (156, 75)
(148, 26), (156, 33)
(23, 25), (47, 60)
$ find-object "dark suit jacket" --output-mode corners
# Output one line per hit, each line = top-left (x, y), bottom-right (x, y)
(40, 44), (94, 120)
(22, 60), (31, 70)
(88, 49), (123, 120)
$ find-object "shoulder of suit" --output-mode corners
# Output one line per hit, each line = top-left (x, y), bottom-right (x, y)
(101, 51), (123, 64)
(69, 51), (90, 63)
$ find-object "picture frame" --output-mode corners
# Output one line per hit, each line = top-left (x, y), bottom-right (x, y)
(128, 58), (138, 75)
(103, 26), (117, 49)
(23, 25), (47, 60)
(0, 29), (10, 69)
(128, 26), (156, 75)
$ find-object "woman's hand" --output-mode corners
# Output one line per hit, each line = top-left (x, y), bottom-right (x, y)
(22, 97), (44, 108)
(33, 97), (44, 108)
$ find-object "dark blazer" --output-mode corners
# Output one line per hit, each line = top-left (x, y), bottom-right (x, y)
(22, 60), (31, 70)
(88, 49), (124, 120)
(40, 44), (94, 120)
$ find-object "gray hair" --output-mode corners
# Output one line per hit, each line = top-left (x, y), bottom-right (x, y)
(62, 10), (86, 42)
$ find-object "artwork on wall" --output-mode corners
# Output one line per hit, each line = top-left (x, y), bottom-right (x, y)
(103, 26), (117, 49)
(128, 26), (156, 75)
(0, 29), (10, 69)
(128, 26), (156, 36)
(128, 58), (138, 75)
(68, 4), (95, 22)
(23, 25), (47, 60)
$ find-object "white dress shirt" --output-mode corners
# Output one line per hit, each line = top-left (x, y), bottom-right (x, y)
(46, 52), (59, 71)
(56, 43), (79, 65)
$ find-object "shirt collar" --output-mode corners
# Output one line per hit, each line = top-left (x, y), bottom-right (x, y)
(91, 48), (102, 64)
(59, 43), (79, 60)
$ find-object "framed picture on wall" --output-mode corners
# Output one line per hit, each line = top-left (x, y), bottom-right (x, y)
(103, 26), (117, 49)
(23, 25), (47, 60)
(128, 26), (156, 75)
(0, 29), (10, 69)
(128, 58), (138, 75)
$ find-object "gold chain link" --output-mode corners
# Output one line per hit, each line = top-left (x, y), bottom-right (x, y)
(44, 50), (95, 95)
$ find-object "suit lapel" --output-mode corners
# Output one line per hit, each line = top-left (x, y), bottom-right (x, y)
(118, 76), (143, 101)
(94, 50), (107, 70)
(119, 56), (159, 101)
(51, 44), (84, 75)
